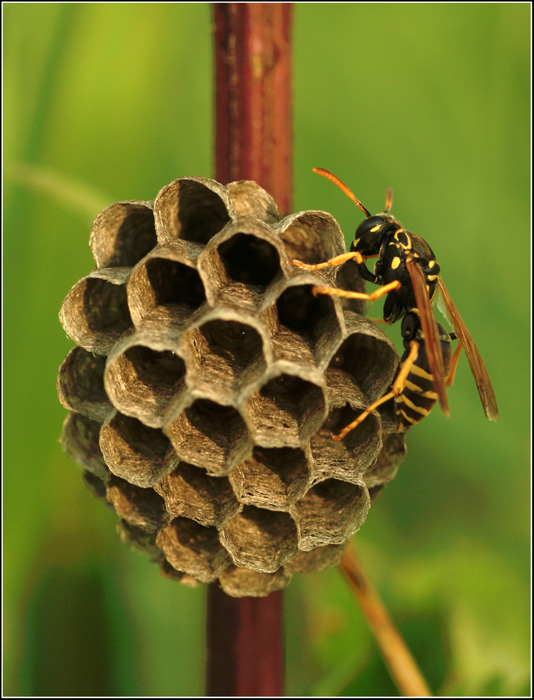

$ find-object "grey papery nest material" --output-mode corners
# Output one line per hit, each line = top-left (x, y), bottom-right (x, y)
(57, 176), (405, 597)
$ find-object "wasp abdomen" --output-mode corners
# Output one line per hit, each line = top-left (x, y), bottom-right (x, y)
(395, 314), (453, 432)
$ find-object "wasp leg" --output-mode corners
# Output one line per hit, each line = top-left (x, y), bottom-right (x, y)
(332, 340), (419, 441)
(313, 279), (402, 302)
(291, 251), (363, 271)
(332, 390), (396, 441)
(446, 340), (463, 387)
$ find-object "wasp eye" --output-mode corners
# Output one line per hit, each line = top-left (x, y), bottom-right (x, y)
(353, 216), (386, 256)
(357, 215), (384, 234)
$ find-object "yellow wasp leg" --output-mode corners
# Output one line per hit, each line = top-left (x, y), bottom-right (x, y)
(291, 251), (363, 271)
(333, 340), (419, 441)
(313, 279), (402, 302)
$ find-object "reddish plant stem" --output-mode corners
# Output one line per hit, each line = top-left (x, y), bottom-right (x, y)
(207, 3), (292, 696)
(213, 2), (293, 214)
(206, 585), (284, 696)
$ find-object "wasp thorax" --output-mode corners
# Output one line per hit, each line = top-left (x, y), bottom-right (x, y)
(58, 176), (405, 597)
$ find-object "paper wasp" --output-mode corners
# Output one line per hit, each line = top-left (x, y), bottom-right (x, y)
(292, 168), (499, 439)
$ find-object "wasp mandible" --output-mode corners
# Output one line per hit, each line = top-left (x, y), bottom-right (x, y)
(292, 168), (499, 439)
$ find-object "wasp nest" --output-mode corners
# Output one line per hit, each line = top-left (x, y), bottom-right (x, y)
(57, 176), (406, 597)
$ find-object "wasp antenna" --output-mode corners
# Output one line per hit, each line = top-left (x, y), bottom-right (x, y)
(313, 167), (371, 218)
(384, 188), (393, 214)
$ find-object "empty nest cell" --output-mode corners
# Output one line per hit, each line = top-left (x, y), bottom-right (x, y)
(105, 336), (186, 428)
(156, 516), (231, 584)
(329, 311), (398, 401)
(307, 368), (382, 484)
(230, 446), (310, 511)
(219, 505), (298, 573)
(127, 245), (206, 326)
(164, 397), (251, 476)
(291, 479), (370, 551)
(225, 180), (281, 224)
(59, 268), (132, 355)
(217, 232), (281, 288)
(57, 347), (113, 423)
(276, 210), (346, 265)
(218, 566), (292, 598)
(274, 282), (342, 367)
(90, 201), (157, 269)
(61, 412), (109, 481)
(185, 316), (267, 395)
(333, 257), (367, 315)
(283, 543), (346, 575)
(245, 370), (326, 448)
(99, 413), (178, 488)
(154, 177), (232, 245)
(153, 462), (241, 528)
(197, 219), (290, 311)
(105, 474), (169, 534)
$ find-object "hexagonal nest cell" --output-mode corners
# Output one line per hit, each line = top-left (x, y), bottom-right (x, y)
(58, 176), (406, 597)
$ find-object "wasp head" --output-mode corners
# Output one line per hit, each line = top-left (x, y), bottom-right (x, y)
(351, 214), (399, 257)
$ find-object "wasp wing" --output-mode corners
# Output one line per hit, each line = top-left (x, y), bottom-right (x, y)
(437, 278), (499, 421)
(406, 258), (449, 414)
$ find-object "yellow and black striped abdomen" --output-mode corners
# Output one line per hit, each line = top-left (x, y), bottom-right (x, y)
(395, 317), (453, 432)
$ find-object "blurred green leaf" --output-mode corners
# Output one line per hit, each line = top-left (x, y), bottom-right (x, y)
(6, 162), (110, 219)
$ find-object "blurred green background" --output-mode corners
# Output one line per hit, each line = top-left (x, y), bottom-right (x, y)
(3, 3), (530, 696)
